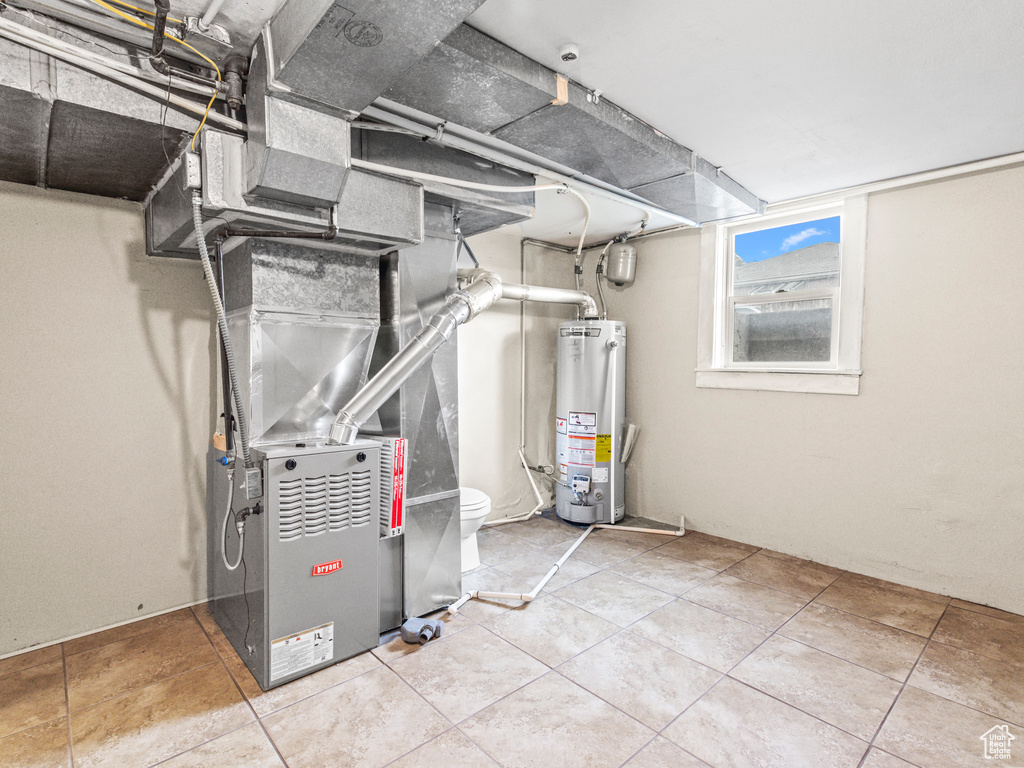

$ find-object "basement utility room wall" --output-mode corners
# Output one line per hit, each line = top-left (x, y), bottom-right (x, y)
(457, 233), (582, 520)
(0, 182), (214, 657)
(600, 164), (1024, 615)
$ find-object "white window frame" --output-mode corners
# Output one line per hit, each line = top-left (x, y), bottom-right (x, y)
(696, 194), (867, 395)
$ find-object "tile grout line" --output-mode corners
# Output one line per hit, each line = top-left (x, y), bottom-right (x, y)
(711, 567), (883, 754)
(650, 568), (877, 760)
(773, 581), (930, 683)
(62, 642), (74, 768)
(64, 655), (222, 716)
(0, 650), (64, 681)
(61, 609), (201, 660)
(804, 596), (938, 639)
(547, 665), (672, 736)
(251, 709), (292, 768)
(182, 607), (291, 767)
(479, 554), (728, 758)
(773, 630), (917, 684)
(924, 629), (1024, 667)
(377, 726), (462, 768)
(190, 605), (293, 768)
(852, 601), (951, 768)
(145, 722), (255, 768)
(379, 654), (462, 728)
(452, 723), (504, 767)
(612, 731), (662, 767)
(787, 592), (941, 638)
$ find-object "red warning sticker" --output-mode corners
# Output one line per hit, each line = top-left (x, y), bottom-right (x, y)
(391, 438), (406, 531)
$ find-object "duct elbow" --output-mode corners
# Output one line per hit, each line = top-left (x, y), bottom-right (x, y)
(579, 295), (599, 319)
(328, 415), (359, 446)
(461, 270), (503, 319)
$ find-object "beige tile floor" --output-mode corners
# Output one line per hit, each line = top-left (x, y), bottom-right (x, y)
(2, 517), (1023, 768)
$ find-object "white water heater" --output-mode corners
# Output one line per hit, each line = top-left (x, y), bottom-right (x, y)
(555, 319), (626, 524)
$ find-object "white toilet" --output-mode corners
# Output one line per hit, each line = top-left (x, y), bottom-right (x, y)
(459, 487), (491, 572)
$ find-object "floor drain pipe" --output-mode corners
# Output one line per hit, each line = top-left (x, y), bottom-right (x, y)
(448, 524), (597, 615)
(328, 270), (504, 446)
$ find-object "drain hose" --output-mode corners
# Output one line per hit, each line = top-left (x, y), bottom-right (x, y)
(191, 192), (252, 467)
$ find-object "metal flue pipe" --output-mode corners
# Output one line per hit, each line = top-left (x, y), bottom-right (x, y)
(327, 268), (601, 446)
(457, 269), (599, 319)
(328, 270), (504, 446)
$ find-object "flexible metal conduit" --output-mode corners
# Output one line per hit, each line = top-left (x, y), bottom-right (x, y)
(191, 192), (252, 467)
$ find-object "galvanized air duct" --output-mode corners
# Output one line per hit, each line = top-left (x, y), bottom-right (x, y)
(328, 270), (504, 445)
(328, 269), (600, 445)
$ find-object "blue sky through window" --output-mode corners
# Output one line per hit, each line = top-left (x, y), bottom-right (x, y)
(734, 216), (840, 263)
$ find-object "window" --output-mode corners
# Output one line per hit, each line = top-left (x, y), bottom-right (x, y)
(697, 196), (866, 394)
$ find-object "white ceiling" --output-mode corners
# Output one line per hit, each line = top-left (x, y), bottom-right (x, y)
(468, 0), (1024, 204)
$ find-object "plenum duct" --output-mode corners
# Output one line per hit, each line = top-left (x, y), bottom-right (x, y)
(383, 24), (763, 223)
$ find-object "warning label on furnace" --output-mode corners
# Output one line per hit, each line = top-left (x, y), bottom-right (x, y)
(270, 622), (334, 681)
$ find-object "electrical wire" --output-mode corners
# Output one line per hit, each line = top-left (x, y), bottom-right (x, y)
(220, 470), (244, 571)
(105, 0), (183, 23)
(85, 0), (220, 149)
(0, 18), (222, 99)
(0, 23), (243, 131)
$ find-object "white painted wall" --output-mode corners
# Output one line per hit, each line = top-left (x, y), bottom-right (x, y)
(456, 233), (583, 520)
(0, 182), (214, 656)
(599, 164), (1024, 614)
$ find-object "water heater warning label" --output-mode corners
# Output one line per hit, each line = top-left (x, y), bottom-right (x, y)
(270, 622), (334, 681)
(557, 413), (599, 467)
(569, 412), (596, 428)
(596, 434), (612, 463)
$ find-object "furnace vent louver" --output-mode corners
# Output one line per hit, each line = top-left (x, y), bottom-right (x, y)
(349, 470), (373, 528)
(328, 473), (351, 530)
(277, 471), (373, 541)
(304, 476), (329, 535)
(279, 478), (303, 541)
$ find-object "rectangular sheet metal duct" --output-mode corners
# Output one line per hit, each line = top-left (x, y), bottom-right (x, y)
(265, 0), (488, 116)
(384, 24), (763, 223)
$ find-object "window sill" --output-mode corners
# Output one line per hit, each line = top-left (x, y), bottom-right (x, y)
(695, 368), (861, 395)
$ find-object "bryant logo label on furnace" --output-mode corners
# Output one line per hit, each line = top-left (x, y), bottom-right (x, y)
(312, 559), (343, 576)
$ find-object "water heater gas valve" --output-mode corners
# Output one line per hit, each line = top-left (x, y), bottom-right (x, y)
(570, 474), (591, 496)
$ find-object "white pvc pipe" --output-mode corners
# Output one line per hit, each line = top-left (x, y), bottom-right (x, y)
(593, 524), (683, 536)
(351, 158), (593, 250)
(198, 0), (227, 31)
(448, 525), (596, 615)
(351, 158), (563, 193)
